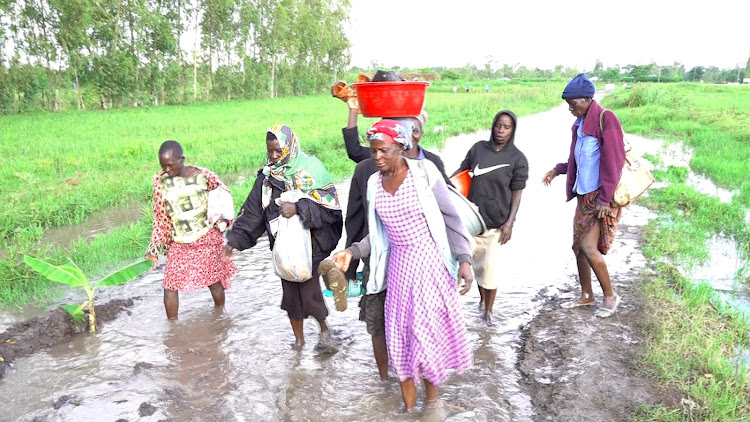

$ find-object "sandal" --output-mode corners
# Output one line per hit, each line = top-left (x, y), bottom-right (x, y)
(595, 295), (621, 318)
(318, 259), (348, 311)
(560, 299), (595, 309)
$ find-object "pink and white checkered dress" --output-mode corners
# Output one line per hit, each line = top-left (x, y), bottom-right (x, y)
(376, 171), (472, 386)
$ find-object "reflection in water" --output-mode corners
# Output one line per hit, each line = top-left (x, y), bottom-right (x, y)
(160, 310), (235, 421)
(627, 134), (739, 203)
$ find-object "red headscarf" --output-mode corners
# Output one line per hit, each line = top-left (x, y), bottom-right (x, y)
(365, 119), (412, 151)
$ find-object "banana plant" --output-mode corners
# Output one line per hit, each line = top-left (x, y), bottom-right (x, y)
(24, 256), (152, 333)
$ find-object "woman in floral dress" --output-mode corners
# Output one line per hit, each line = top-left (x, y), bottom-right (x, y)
(332, 120), (474, 411)
(146, 140), (237, 319)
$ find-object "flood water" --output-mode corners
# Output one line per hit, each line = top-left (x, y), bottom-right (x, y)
(0, 99), (740, 421)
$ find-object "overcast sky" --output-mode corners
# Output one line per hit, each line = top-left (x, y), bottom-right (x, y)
(345, 0), (750, 71)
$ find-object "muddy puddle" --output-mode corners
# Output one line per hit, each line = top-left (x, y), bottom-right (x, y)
(631, 134), (749, 294)
(0, 99), (745, 421)
(40, 201), (147, 250)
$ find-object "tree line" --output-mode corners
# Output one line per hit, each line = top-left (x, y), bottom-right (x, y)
(0, 0), (351, 113)
(372, 58), (749, 85)
(1, 0), (747, 117)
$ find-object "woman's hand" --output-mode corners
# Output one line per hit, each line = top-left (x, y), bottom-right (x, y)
(331, 249), (354, 272)
(145, 253), (158, 270)
(223, 245), (235, 259)
(497, 224), (513, 245)
(542, 169), (557, 186)
(457, 262), (473, 295)
(347, 97), (360, 111)
(213, 217), (229, 231)
(595, 202), (615, 219)
(279, 201), (297, 218)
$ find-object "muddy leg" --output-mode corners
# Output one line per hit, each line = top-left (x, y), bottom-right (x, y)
(485, 289), (497, 314)
(314, 318), (340, 354)
(399, 378), (417, 411)
(316, 318), (329, 334)
(372, 334), (389, 380)
(573, 252), (595, 305)
(580, 222), (616, 309)
(290, 318), (305, 350)
(163, 289), (179, 320)
(423, 379), (438, 405)
(484, 289), (497, 325)
(208, 282), (225, 307)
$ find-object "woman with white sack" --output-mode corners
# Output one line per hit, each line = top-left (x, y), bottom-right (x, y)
(224, 125), (343, 352)
(145, 140), (237, 320)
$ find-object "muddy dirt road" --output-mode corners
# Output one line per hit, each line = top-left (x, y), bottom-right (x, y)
(0, 99), (666, 421)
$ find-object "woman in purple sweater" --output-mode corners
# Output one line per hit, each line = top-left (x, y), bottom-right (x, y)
(542, 73), (626, 318)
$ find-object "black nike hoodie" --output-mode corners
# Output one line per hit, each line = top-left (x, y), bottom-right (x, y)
(455, 110), (528, 229)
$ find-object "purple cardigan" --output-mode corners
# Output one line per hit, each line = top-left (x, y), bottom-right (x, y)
(554, 100), (626, 206)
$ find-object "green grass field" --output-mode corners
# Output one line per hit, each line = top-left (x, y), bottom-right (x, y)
(603, 83), (750, 421)
(0, 80), (565, 304)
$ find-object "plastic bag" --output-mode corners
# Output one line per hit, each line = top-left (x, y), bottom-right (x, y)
(207, 188), (234, 232)
(272, 215), (313, 282)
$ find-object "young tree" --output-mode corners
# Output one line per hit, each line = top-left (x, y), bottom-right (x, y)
(593, 59), (603, 79)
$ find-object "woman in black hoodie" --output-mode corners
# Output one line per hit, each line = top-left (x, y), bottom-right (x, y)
(452, 110), (528, 325)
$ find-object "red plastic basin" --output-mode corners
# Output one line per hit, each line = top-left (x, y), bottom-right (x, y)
(352, 81), (430, 118)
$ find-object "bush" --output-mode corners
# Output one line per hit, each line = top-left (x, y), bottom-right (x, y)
(443, 70), (461, 80)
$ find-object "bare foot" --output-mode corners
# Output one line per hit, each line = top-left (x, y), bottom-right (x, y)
(423, 398), (447, 422)
(314, 330), (339, 354)
(483, 312), (495, 326)
(291, 340), (305, 351)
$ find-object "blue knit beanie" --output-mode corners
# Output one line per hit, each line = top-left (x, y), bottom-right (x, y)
(561, 73), (595, 99)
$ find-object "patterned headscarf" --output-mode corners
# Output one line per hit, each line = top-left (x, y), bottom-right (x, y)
(266, 124), (298, 169)
(365, 119), (412, 151)
(262, 125), (340, 210)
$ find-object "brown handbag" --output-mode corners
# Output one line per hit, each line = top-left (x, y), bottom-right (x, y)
(600, 110), (655, 207)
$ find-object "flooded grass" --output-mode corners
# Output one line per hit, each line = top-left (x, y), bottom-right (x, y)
(601, 83), (750, 209)
(606, 84), (750, 420)
(636, 264), (750, 422)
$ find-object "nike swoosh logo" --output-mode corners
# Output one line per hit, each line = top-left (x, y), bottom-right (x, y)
(473, 164), (509, 176)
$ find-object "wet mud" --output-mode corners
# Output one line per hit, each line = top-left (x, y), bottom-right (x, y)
(516, 222), (679, 421)
(0, 299), (135, 379)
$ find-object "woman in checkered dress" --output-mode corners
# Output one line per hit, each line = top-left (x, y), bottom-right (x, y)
(333, 120), (474, 411)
